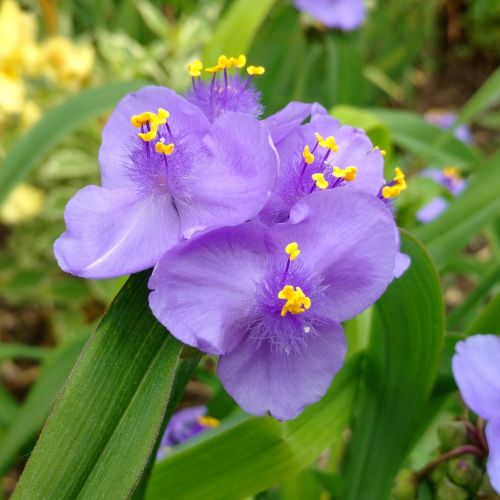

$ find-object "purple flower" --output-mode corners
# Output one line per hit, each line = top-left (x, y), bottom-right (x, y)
(149, 189), (398, 419)
(157, 406), (219, 459)
(185, 55), (264, 123)
(415, 196), (448, 224)
(294, 0), (366, 31)
(416, 167), (467, 224)
(260, 103), (410, 278)
(54, 86), (278, 278)
(424, 110), (473, 145)
(452, 335), (500, 493)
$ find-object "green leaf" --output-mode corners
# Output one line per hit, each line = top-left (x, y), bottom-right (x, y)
(415, 152), (500, 270)
(457, 66), (500, 125)
(0, 80), (148, 204)
(466, 293), (500, 335)
(343, 231), (444, 500)
(202, 0), (277, 63)
(369, 108), (480, 167)
(146, 355), (362, 500)
(0, 343), (51, 362)
(0, 386), (18, 429)
(12, 272), (186, 499)
(0, 337), (86, 474)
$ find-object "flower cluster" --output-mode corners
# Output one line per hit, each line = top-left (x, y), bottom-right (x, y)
(55, 54), (409, 419)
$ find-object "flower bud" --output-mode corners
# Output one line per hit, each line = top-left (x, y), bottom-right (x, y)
(447, 454), (482, 489)
(437, 421), (468, 452)
(435, 477), (468, 500)
(391, 469), (417, 500)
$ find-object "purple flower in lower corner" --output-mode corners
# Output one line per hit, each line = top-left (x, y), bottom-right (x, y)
(452, 334), (500, 493)
(294, 0), (366, 31)
(149, 189), (398, 420)
(54, 86), (277, 278)
(157, 406), (219, 459)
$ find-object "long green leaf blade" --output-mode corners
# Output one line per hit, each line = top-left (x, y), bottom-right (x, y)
(12, 272), (184, 500)
(203, 0), (277, 62)
(146, 355), (362, 500)
(343, 231), (444, 500)
(0, 80), (147, 204)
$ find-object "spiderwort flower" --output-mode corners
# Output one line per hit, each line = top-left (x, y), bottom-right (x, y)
(259, 104), (410, 277)
(416, 167), (467, 224)
(149, 189), (398, 419)
(54, 86), (278, 278)
(425, 110), (473, 145)
(294, 0), (366, 31)
(157, 406), (219, 459)
(452, 335), (500, 493)
(185, 54), (265, 123)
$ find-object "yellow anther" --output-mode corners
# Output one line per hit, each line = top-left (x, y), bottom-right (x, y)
(188, 60), (203, 77)
(285, 242), (300, 261)
(155, 140), (175, 155)
(217, 55), (230, 68)
(278, 285), (311, 317)
(311, 173), (329, 190)
(333, 166), (357, 182)
(393, 167), (407, 190)
(314, 132), (338, 152)
(197, 416), (220, 428)
(206, 64), (224, 73)
(138, 125), (158, 142)
(443, 166), (460, 180)
(232, 54), (247, 68)
(156, 108), (169, 124)
(131, 111), (154, 128)
(247, 65), (265, 76)
(302, 145), (315, 165)
(382, 185), (403, 199)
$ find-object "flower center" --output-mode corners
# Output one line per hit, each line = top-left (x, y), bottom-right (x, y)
(379, 167), (407, 200)
(277, 242), (312, 317)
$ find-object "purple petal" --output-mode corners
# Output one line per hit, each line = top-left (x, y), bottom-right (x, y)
(486, 419), (500, 493)
(160, 406), (206, 448)
(263, 101), (315, 145)
(99, 86), (209, 190)
(218, 318), (346, 420)
(416, 196), (448, 224)
(394, 252), (411, 278)
(175, 112), (278, 239)
(149, 222), (268, 355)
(452, 334), (500, 421)
(269, 189), (397, 322)
(54, 186), (180, 278)
(294, 0), (366, 31)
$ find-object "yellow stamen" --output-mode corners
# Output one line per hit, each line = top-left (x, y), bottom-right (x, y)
(443, 166), (460, 180)
(132, 108), (170, 142)
(333, 166), (357, 182)
(393, 167), (407, 190)
(382, 185), (403, 199)
(138, 125), (158, 142)
(197, 416), (220, 428)
(278, 285), (311, 317)
(131, 111), (154, 128)
(206, 64), (224, 73)
(247, 65), (265, 76)
(311, 173), (328, 190)
(285, 242), (300, 261)
(302, 145), (315, 165)
(188, 60), (203, 77)
(155, 140), (175, 155)
(314, 132), (338, 152)
(231, 54), (247, 68)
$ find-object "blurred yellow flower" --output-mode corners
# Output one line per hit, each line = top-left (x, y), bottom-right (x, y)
(0, 72), (26, 117)
(42, 37), (94, 89)
(0, 183), (45, 224)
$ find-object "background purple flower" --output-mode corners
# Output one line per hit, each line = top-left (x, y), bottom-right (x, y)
(54, 86), (277, 279)
(294, 0), (366, 31)
(416, 196), (448, 224)
(425, 110), (473, 144)
(452, 334), (500, 493)
(157, 406), (219, 459)
(149, 189), (398, 419)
